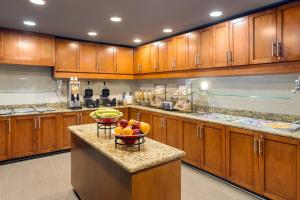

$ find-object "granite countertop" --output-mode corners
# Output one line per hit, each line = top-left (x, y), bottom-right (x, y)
(1, 104), (300, 140)
(68, 124), (185, 173)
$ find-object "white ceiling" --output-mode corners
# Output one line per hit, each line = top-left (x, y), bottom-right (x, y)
(0, 0), (283, 46)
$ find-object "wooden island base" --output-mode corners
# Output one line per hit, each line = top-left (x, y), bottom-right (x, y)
(71, 134), (181, 200)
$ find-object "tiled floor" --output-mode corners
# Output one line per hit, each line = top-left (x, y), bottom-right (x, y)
(0, 152), (261, 200)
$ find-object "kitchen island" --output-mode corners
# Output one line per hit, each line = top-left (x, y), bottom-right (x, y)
(69, 124), (185, 200)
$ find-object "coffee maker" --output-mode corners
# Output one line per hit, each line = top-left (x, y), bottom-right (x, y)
(83, 81), (99, 108)
(68, 77), (82, 109)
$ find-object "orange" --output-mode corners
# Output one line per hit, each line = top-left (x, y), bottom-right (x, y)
(123, 127), (134, 136)
(140, 123), (150, 135)
(128, 119), (137, 126)
(115, 127), (124, 135)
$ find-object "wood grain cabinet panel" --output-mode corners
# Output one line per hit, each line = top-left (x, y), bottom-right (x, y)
(116, 107), (129, 120)
(229, 17), (249, 66)
(149, 43), (159, 72)
(40, 35), (55, 65)
(183, 121), (201, 167)
(151, 114), (166, 144)
(56, 39), (79, 72)
(79, 42), (98, 73)
(60, 112), (79, 149)
(166, 117), (183, 150)
(141, 45), (150, 73)
(226, 127), (259, 192)
(98, 45), (115, 73)
(249, 9), (277, 64)
(19, 33), (41, 61)
(0, 30), (3, 58)
(12, 116), (37, 158)
(166, 38), (176, 71)
(80, 111), (95, 125)
(175, 35), (186, 71)
(200, 123), (225, 177)
(115, 47), (133, 74)
(157, 41), (166, 72)
(198, 28), (212, 68)
(277, 1), (300, 62)
(0, 118), (11, 161)
(212, 22), (230, 68)
(186, 32), (199, 69)
(2, 30), (20, 61)
(38, 114), (59, 153)
(259, 134), (300, 200)
(134, 48), (142, 74)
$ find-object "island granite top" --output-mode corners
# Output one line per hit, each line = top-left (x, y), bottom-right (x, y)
(68, 124), (185, 173)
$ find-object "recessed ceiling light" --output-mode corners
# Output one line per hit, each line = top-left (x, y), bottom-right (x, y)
(23, 21), (36, 26)
(133, 38), (142, 43)
(29, 0), (46, 5)
(163, 28), (173, 33)
(88, 32), (98, 36)
(210, 11), (223, 17)
(110, 17), (122, 22)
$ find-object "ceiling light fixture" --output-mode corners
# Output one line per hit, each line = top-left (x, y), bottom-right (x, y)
(88, 32), (98, 36)
(163, 28), (173, 33)
(23, 20), (36, 26)
(210, 11), (223, 17)
(110, 17), (122, 22)
(29, 0), (46, 5)
(133, 38), (142, 43)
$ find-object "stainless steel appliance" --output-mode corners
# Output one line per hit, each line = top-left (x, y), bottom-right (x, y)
(68, 77), (82, 109)
(83, 81), (99, 108)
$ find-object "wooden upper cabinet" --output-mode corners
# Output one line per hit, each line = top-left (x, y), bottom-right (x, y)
(0, 30), (3, 58)
(249, 9), (277, 64)
(19, 32), (40, 61)
(199, 28), (212, 68)
(166, 38), (176, 71)
(277, 1), (300, 62)
(38, 114), (59, 153)
(0, 118), (11, 161)
(40, 35), (55, 65)
(134, 48), (142, 74)
(229, 17), (249, 66)
(79, 42), (98, 73)
(226, 127), (260, 192)
(140, 45), (150, 73)
(56, 39), (79, 72)
(157, 41), (166, 72)
(2, 30), (20, 61)
(11, 116), (37, 158)
(149, 43), (159, 72)
(115, 47), (133, 74)
(186, 32), (199, 69)
(98, 45), (116, 73)
(259, 134), (300, 200)
(175, 35), (186, 71)
(212, 22), (230, 67)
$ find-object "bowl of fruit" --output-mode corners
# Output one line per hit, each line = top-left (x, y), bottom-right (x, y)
(90, 108), (123, 123)
(114, 119), (151, 145)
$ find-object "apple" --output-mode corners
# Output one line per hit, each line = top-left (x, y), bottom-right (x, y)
(132, 121), (140, 130)
(119, 119), (128, 128)
(133, 129), (141, 135)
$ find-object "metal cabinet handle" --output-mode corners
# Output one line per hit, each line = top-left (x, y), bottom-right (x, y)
(195, 55), (198, 65)
(162, 117), (166, 128)
(258, 137), (264, 155)
(77, 114), (80, 125)
(137, 113), (141, 121)
(272, 42), (276, 57)
(226, 51), (230, 66)
(196, 126), (199, 137)
(197, 55), (201, 66)
(34, 118), (37, 131)
(7, 118), (11, 134)
(80, 113), (83, 124)
(229, 51), (233, 65)
(199, 125), (203, 138)
(277, 41), (282, 60)
(174, 58), (176, 69)
(254, 138), (258, 153)
(38, 117), (41, 130)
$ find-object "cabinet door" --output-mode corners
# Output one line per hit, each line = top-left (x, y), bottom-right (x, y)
(141, 45), (150, 73)
(175, 35), (186, 71)
(56, 39), (79, 72)
(19, 32), (41, 61)
(40, 35), (55, 65)
(0, 30), (3, 58)
(259, 134), (300, 200)
(212, 22), (229, 67)
(229, 17), (249, 66)
(12, 116), (37, 158)
(200, 123), (225, 177)
(0, 118), (11, 161)
(129, 108), (138, 120)
(157, 41), (166, 72)
(79, 42), (98, 72)
(183, 121), (201, 167)
(166, 38), (176, 71)
(199, 27), (212, 68)
(149, 44), (159, 72)
(277, 1), (300, 62)
(60, 113), (79, 149)
(151, 114), (166, 143)
(116, 47), (133, 74)
(249, 9), (277, 64)
(134, 48), (142, 74)
(81, 111), (95, 125)
(98, 45), (115, 73)
(226, 127), (259, 192)
(186, 32), (199, 69)
(38, 114), (59, 153)
(2, 30), (20, 60)
(116, 107), (129, 120)
(166, 117), (183, 150)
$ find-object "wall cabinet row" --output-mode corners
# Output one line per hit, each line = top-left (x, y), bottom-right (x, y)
(56, 39), (133, 74)
(134, 1), (300, 74)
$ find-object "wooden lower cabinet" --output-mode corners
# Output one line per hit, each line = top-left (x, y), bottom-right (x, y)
(200, 122), (225, 177)
(81, 111), (95, 124)
(38, 114), (60, 154)
(226, 127), (260, 192)
(116, 107), (129, 120)
(183, 120), (201, 167)
(259, 134), (300, 200)
(151, 113), (166, 143)
(60, 112), (80, 149)
(0, 117), (11, 161)
(166, 116), (183, 150)
(11, 115), (37, 158)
